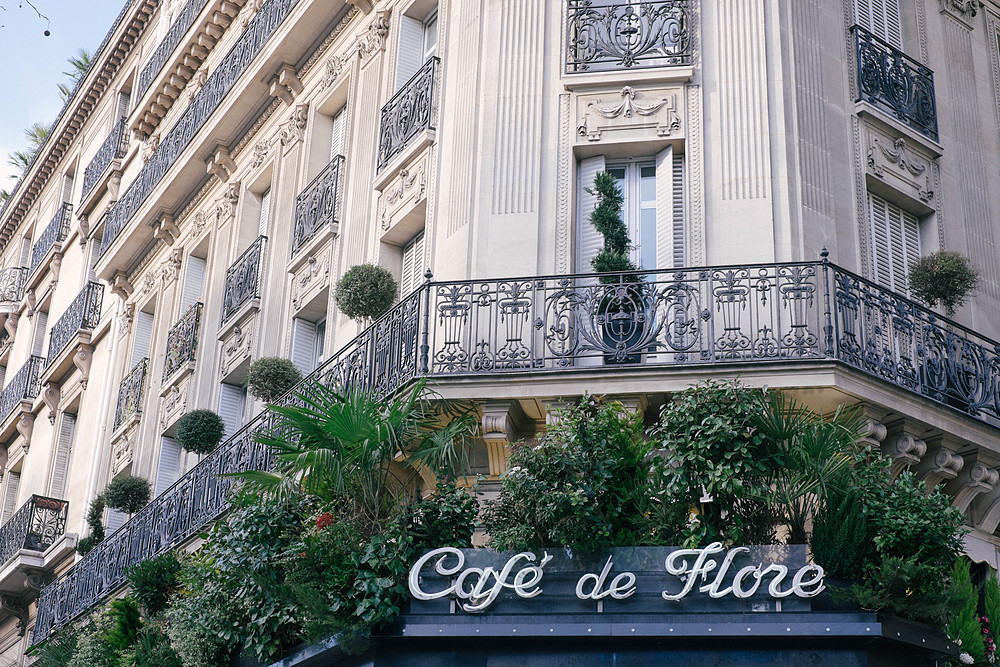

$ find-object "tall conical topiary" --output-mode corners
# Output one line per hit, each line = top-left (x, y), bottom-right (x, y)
(588, 171), (636, 281)
(947, 558), (985, 664)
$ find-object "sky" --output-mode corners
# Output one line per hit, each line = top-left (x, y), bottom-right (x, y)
(0, 0), (126, 190)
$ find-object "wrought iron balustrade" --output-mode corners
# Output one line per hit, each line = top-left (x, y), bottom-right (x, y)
(46, 282), (104, 368)
(29, 203), (73, 276)
(377, 57), (439, 172)
(114, 358), (148, 431)
(81, 118), (128, 200)
(0, 267), (29, 303)
(99, 0), (302, 261)
(853, 25), (937, 141)
(0, 495), (69, 566)
(163, 303), (202, 381)
(0, 356), (44, 425)
(292, 156), (344, 255)
(565, 0), (692, 73)
(134, 0), (213, 101)
(221, 236), (266, 324)
(32, 260), (1000, 643)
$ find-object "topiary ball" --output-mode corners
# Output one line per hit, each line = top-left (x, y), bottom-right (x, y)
(334, 263), (398, 321)
(246, 357), (302, 403)
(103, 475), (151, 515)
(176, 409), (226, 455)
(908, 250), (980, 316)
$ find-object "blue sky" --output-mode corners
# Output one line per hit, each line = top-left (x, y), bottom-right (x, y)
(0, 0), (125, 188)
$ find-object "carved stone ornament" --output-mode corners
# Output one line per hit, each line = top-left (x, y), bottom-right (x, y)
(77, 214), (90, 248)
(152, 213), (181, 246)
(577, 87), (681, 142)
(269, 63), (304, 106)
(188, 181), (240, 241)
(251, 138), (272, 170)
(162, 249), (182, 284)
(940, 0), (980, 24)
(160, 382), (188, 430)
(379, 163), (427, 231)
(15, 411), (34, 452)
(321, 54), (348, 89)
(111, 428), (135, 475)
(278, 103), (309, 148)
(4, 311), (19, 339)
(481, 401), (526, 477)
(0, 595), (28, 635)
(142, 132), (161, 164)
(74, 343), (94, 388)
(291, 252), (331, 310)
(206, 145), (238, 182)
(186, 64), (209, 104)
(120, 301), (136, 337)
(864, 130), (935, 204)
(220, 321), (254, 376)
(42, 383), (60, 424)
(357, 10), (390, 62)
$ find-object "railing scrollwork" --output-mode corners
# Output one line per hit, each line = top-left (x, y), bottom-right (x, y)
(29, 203), (73, 276)
(46, 282), (103, 368)
(81, 118), (128, 200)
(163, 303), (202, 382)
(0, 356), (44, 425)
(221, 236), (266, 324)
(0, 495), (69, 567)
(292, 156), (344, 255)
(0, 267), (29, 303)
(377, 57), (440, 172)
(114, 358), (149, 431)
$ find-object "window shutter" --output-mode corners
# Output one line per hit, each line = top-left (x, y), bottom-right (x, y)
(258, 189), (271, 238)
(653, 147), (675, 269)
(672, 153), (686, 268)
(577, 156), (607, 273)
(131, 310), (155, 368)
(855, 0), (901, 48)
(181, 256), (206, 313)
(49, 414), (76, 499)
(19, 237), (31, 267)
(0, 366), (6, 390)
(1, 472), (20, 522)
(117, 91), (131, 119)
(153, 436), (182, 496)
(401, 231), (425, 298)
(218, 383), (246, 439)
(869, 193), (893, 288)
(396, 15), (424, 90)
(87, 240), (101, 283)
(106, 508), (127, 534)
(32, 311), (48, 358)
(61, 174), (74, 203)
(291, 318), (318, 374)
(869, 193), (919, 293)
(331, 109), (347, 160)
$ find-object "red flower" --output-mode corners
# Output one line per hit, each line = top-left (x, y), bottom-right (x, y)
(315, 512), (335, 529)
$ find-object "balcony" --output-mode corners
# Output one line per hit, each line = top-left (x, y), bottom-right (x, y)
(0, 267), (29, 304)
(114, 358), (148, 432)
(31, 259), (1000, 642)
(853, 25), (937, 142)
(81, 118), (128, 202)
(134, 0), (213, 103)
(163, 302), (202, 382)
(29, 203), (72, 277)
(292, 156), (344, 256)
(0, 356), (43, 427)
(46, 282), (103, 369)
(565, 0), (692, 74)
(0, 495), (69, 568)
(377, 57), (440, 172)
(221, 236), (266, 325)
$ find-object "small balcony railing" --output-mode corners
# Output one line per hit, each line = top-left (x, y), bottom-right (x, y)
(0, 356), (44, 425)
(163, 302), (201, 382)
(0, 266), (29, 303)
(565, 0), (692, 73)
(113, 358), (148, 431)
(853, 25), (937, 141)
(221, 236), (266, 324)
(292, 156), (344, 255)
(29, 203), (73, 276)
(46, 282), (104, 368)
(377, 57), (440, 172)
(81, 118), (128, 200)
(32, 258), (1000, 644)
(134, 0), (213, 101)
(0, 495), (69, 566)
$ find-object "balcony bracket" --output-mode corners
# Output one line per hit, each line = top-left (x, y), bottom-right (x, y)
(4, 312), (18, 339)
(112, 273), (135, 301)
(948, 460), (1000, 515)
(915, 434), (965, 489)
(0, 595), (28, 635)
(347, 0), (373, 13)
(25, 290), (36, 319)
(74, 343), (95, 389)
(15, 408), (34, 452)
(42, 384), (60, 425)
(481, 401), (526, 477)
(77, 214), (90, 248)
(269, 63), (303, 106)
(152, 213), (180, 246)
(206, 146), (237, 182)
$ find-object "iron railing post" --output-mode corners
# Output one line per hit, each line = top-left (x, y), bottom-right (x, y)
(821, 248), (834, 358)
(420, 269), (432, 375)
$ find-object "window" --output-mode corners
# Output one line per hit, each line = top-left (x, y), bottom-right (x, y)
(61, 173), (74, 205)
(291, 317), (326, 374)
(180, 255), (206, 313)
(18, 236), (31, 267)
(868, 192), (920, 294)
(855, 0), (901, 48)
(153, 436), (182, 496)
(400, 231), (425, 298)
(1, 471), (20, 522)
(31, 310), (49, 358)
(117, 90), (131, 120)
(396, 8), (438, 90)
(331, 108), (346, 160)
(130, 310), (154, 368)
(577, 148), (685, 273)
(49, 413), (76, 499)
(218, 382), (246, 439)
(257, 188), (271, 238)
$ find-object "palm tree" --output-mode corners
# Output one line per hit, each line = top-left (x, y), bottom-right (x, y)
(7, 123), (49, 174)
(57, 49), (91, 101)
(237, 378), (475, 536)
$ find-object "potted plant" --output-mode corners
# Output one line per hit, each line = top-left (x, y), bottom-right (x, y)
(907, 250), (979, 317)
(334, 263), (398, 322)
(103, 475), (151, 517)
(175, 409), (226, 455)
(588, 171), (644, 364)
(245, 357), (302, 403)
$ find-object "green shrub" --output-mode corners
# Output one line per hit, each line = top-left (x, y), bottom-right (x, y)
(334, 263), (398, 320)
(87, 495), (106, 542)
(847, 556), (954, 627)
(131, 623), (182, 667)
(811, 486), (876, 581)
(947, 558), (985, 664)
(105, 596), (142, 652)
(128, 551), (182, 617)
(246, 357), (302, 403)
(76, 536), (98, 556)
(908, 250), (979, 316)
(481, 395), (651, 552)
(396, 482), (478, 550)
(175, 409), (225, 455)
(103, 475), (151, 515)
(28, 628), (79, 667)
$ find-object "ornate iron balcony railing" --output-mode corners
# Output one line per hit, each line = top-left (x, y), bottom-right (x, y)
(0, 356), (44, 425)
(99, 0), (301, 261)
(29, 203), (73, 276)
(0, 266), (29, 303)
(292, 156), (344, 255)
(32, 259), (1000, 643)
(134, 0), (213, 102)
(81, 118), (129, 201)
(565, 0), (692, 73)
(377, 57), (440, 172)
(46, 282), (104, 368)
(853, 25), (937, 141)
(0, 495), (69, 566)
(163, 303), (202, 381)
(114, 358), (148, 432)
(221, 236), (266, 324)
